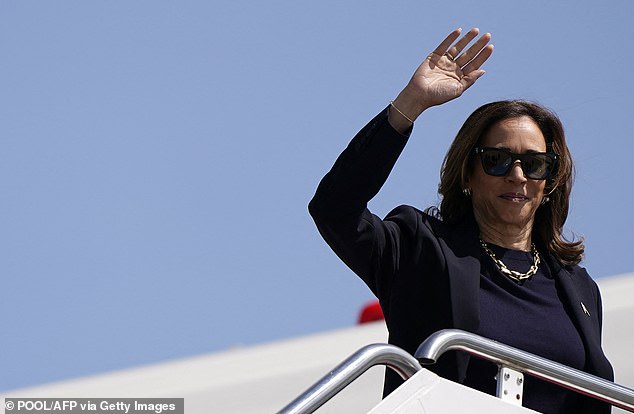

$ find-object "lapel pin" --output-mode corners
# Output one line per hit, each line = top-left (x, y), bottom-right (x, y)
(581, 302), (590, 317)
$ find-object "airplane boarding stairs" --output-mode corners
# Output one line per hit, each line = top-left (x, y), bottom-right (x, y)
(278, 330), (634, 414)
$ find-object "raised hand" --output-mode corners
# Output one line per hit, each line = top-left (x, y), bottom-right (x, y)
(416, 28), (493, 107)
(389, 28), (493, 130)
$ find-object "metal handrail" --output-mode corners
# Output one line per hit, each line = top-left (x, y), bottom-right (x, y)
(277, 343), (422, 414)
(415, 329), (634, 412)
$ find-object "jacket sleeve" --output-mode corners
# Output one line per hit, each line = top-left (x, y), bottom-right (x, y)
(308, 107), (418, 303)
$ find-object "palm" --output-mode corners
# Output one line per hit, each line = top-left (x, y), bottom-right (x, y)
(413, 59), (468, 106)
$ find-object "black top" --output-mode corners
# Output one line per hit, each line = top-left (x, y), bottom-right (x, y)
(466, 244), (586, 413)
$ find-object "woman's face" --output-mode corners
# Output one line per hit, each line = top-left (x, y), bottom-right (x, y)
(468, 116), (547, 233)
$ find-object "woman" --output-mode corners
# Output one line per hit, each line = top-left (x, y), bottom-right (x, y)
(308, 28), (613, 414)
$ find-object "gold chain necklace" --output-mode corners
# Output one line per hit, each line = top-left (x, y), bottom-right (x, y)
(479, 239), (541, 283)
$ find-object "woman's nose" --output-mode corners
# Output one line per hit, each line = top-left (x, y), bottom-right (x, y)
(505, 161), (527, 183)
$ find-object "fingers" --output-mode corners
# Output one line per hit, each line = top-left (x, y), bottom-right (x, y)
(461, 44), (494, 74)
(454, 32), (492, 67)
(429, 28), (493, 68)
(446, 28), (480, 61)
(431, 28), (462, 56)
(460, 69), (487, 91)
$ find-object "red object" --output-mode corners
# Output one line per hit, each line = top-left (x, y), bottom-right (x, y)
(358, 300), (384, 324)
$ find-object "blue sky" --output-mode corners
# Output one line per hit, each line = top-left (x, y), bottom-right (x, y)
(2, 1), (633, 391)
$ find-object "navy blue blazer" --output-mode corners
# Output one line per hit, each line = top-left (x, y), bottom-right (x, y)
(309, 107), (614, 413)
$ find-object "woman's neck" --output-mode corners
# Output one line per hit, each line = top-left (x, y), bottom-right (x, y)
(476, 217), (534, 251)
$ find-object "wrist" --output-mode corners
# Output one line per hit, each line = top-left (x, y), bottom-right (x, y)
(390, 101), (414, 123)
(393, 89), (429, 120)
(388, 90), (428, 133)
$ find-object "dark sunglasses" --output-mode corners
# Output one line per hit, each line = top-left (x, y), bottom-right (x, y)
(474, 147), (558, 180)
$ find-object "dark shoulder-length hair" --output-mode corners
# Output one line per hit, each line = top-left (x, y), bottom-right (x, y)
(437, 100), (583, 266)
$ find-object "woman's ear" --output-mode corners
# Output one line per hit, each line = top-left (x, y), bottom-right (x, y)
(544, 184), (557, 196)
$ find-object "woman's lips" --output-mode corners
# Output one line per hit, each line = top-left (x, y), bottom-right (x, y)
(499, 193), (528, 202)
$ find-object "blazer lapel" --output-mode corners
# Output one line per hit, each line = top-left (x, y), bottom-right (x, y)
(545, 255), (604, 371)
(445, 248), (481, 330)
(435, 216), (481, 381)
(442, 216), (482, 331)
